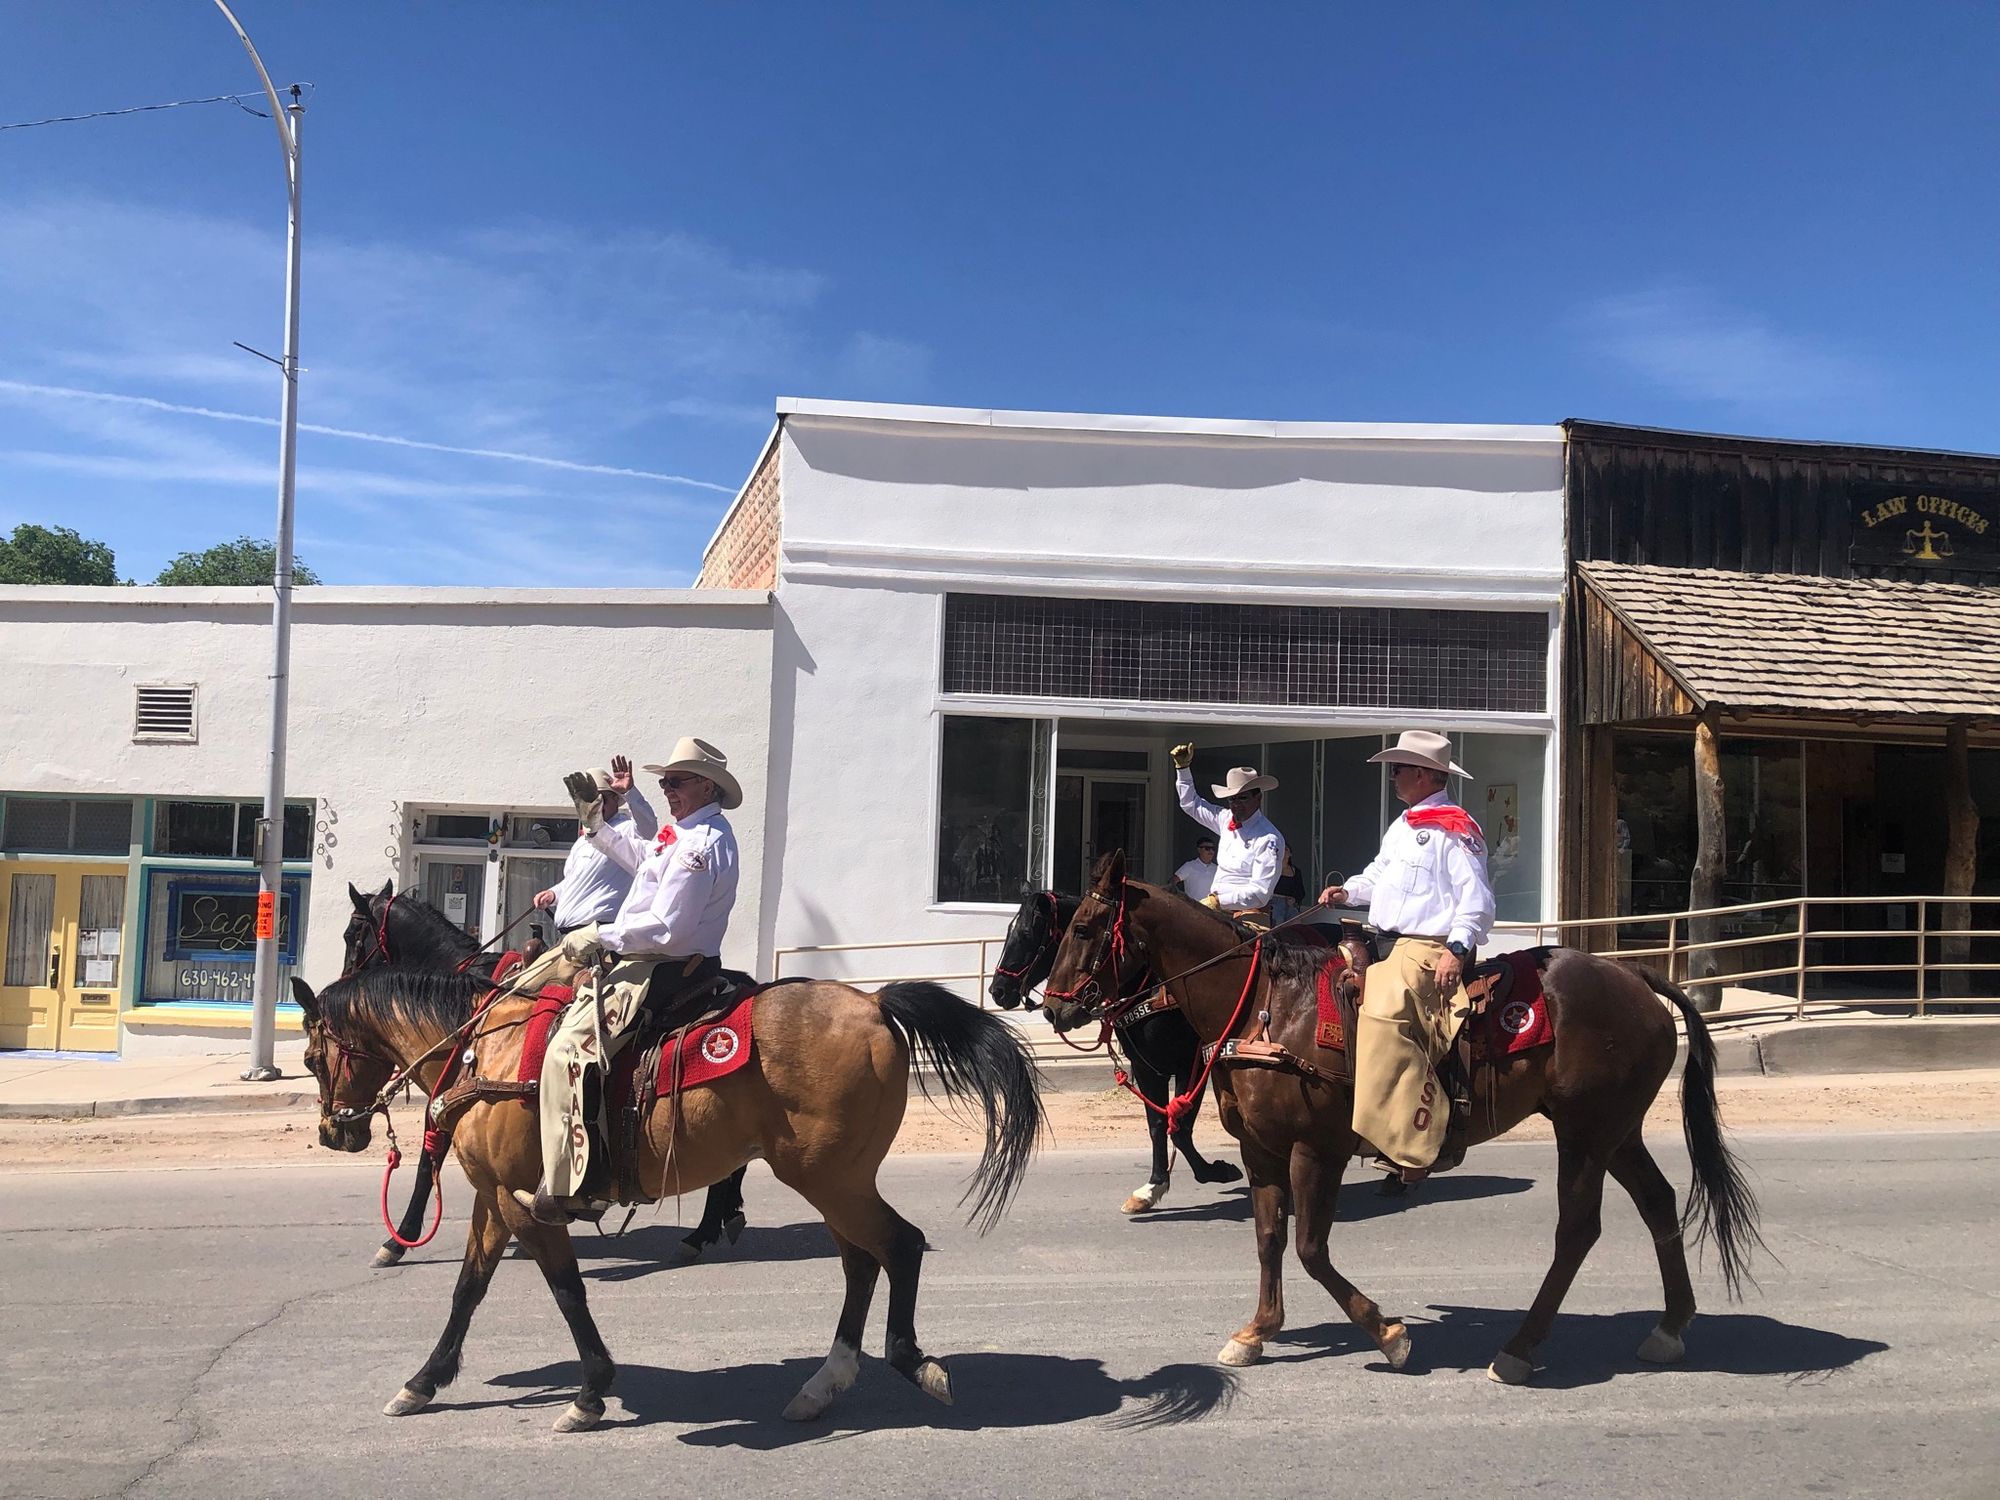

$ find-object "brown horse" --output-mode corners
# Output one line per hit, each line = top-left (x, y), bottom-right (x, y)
(292, 964), (1042, 1430)
(1043, 850), (1761, 1384)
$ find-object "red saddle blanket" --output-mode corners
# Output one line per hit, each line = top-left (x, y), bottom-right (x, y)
(516, 988), (757, 1098)
(1274, 926), (1351, 1052)
(1478, 951), (1554, 1056)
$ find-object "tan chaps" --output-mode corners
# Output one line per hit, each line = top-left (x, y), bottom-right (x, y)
(1351, 937), (1468, 1169)
(536, 956), (659, 1199)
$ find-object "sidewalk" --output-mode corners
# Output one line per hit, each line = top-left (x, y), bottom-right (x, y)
(3, 993), (1999, 1120)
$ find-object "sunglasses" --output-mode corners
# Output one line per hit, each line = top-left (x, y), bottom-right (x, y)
(658, 774), (705, 791)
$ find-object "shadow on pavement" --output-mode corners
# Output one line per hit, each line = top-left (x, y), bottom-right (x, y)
(1398, 1304), (1889, 1388)
(1338, 1173), (1535, 1220)
(473, 1352), (1239, 1444)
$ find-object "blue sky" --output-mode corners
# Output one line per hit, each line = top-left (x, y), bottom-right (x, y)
(1, 2), (1994, 585)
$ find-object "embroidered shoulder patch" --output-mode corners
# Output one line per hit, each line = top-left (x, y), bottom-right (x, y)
(679, 849), (709, 871)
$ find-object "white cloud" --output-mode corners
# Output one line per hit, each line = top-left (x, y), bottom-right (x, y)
(1580, 282), (1884, 409)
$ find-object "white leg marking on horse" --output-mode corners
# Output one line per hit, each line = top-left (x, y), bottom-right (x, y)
(1217, 1337), (1262, 1367)
(1636, 1324), (1686, 1364)
(783, 1338), (861, 1422)
(1380, 1324), (1413, 1369)
(382, 1385), (431, 1417)
(1121, 1179), (1169, 1215)
(1486, 1350), (1536, 1385)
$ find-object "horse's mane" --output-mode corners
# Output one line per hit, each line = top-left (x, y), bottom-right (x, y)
(320, 964), (480, 1038)
(1131, 879), (1330, 992)
(382, 892), (481, 962)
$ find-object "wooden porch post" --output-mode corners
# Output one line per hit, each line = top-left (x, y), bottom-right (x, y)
(1943, 722), (1979, 999)
(1688, 706), (1725, 1012)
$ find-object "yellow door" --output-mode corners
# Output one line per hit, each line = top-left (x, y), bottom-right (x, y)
(0, 862), (126, 1053)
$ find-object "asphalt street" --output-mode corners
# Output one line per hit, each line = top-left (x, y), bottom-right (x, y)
(2, 1130), (1994, 1500)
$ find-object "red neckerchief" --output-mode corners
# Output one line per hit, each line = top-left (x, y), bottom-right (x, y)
(653, 824), (678, 853)
(1405, 805), (1482, 840)
(1226, 818), (1239, 832)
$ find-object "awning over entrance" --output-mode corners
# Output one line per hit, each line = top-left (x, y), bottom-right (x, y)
(1577, 560), (2000, 724)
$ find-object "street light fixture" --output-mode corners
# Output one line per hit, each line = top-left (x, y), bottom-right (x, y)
(213, 0), (303, 1082)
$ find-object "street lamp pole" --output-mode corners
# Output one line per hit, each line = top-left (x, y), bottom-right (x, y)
(214, 0), (303, 1081)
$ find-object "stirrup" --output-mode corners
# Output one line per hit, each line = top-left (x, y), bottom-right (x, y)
(512, 1186), (588, 1227)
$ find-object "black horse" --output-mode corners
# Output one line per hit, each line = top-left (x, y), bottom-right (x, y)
(988, 889), (1241, 1213)
(341, 881), (748, 1265)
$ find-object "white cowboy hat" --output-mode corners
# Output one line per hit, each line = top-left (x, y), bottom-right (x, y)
(1210, 766), (1278, 799)
(582, 767), (617, 794)
(641, 736), (743, 810)
(1368, 730), (1472, 779)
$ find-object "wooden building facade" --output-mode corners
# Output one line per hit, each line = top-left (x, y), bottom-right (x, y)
(1558, 421), (2000, 995)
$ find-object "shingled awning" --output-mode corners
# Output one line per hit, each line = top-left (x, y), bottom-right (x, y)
(1576, 560), (2000, 722)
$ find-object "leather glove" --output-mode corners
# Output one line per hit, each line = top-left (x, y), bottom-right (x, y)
(1169, 743), (1195, 770)
(562, 770), (607, 833)
(558, 922), (603, 964)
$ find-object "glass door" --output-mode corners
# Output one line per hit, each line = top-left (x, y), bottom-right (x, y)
(1085, 777), (1147, 884)
(0, 862), (125, 1052)
(417, 856), (486, 942)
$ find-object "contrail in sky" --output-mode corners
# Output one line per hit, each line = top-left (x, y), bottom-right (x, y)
(0, 377), (737, 491)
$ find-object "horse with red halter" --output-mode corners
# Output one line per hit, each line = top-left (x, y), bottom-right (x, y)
(341, 882), (749, 1266)
(292, 961), (1042, 1430)
(988, 888), (1242, 1212)
(1043, 849), (1762, 1383)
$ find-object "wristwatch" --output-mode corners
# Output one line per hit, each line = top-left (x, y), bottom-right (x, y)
(1445, 941), (1473, 962)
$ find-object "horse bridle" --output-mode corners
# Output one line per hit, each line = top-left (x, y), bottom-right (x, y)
(339, 891), (398, 981)
(992, 892), (1062, 985)
(1043, 883), (1127, 1015)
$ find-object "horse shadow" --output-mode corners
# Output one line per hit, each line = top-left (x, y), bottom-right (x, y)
(1266, 1304), (1888, 1388)
(1128, 1173), (1533, 1229)
(474, 1352), (1238, 1446)
(574, 1219), (837, 1282)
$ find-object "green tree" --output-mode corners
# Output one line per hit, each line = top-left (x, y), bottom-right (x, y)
(0, 523), (120, 585)
(154, 536), (322, 586)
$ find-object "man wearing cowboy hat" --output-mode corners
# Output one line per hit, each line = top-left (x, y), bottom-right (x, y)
(1319, 730), (1495, 1183)
(1168, 744), (1286, 926)
(515, 737), (743, 1225)
(532, 763), (659, 936)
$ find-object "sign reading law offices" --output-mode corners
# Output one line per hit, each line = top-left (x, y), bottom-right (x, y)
(1850, 483), (2000, 573)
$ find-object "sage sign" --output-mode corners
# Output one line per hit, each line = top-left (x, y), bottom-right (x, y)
(164, 876), (304, 966)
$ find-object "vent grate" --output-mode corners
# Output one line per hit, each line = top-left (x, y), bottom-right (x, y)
(134, 684), (198, 743)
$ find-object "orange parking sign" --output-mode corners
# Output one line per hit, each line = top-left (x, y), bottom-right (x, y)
(255, 890), (277, 940)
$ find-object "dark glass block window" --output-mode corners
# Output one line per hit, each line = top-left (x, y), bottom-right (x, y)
(231, 804), (313, 861)
(941, 594), (1546, 713)
(156, 801), (236, 857)
(937, 716), (1036, 903)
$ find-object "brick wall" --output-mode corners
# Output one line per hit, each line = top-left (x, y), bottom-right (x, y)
(696, 440), (781, 590)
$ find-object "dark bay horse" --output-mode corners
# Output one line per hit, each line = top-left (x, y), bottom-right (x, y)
(1044, 850), (1762, 1384)
(988, 889), (1241, 1212)
(343, 882), (749, 1267)
(293, 964), (1042, 1429)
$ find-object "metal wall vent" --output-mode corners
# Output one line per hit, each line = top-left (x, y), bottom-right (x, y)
(133, 684), (198, 743)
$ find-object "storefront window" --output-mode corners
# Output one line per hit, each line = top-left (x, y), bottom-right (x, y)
(2, 797), (134, 854)
(155, 801), (311, 860)
(139, 870), (308, 1003)
(937, 716), (1039, 903)
(1459, 731), (1548, 923)
(1614, 736), (1695, 917)
(1722, 741), (1803, 906)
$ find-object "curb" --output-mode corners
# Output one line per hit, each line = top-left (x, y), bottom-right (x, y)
(0, 1091), (316, 1121)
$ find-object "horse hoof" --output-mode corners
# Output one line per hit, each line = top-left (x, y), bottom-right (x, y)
(1217, 1337), (1262, 1368)
(1636, 1325), (1686, 1364)
(914, 1358), (954, 1405)
(723, 1212), (746, 1246)
(1487, 1351), (1536, 1385)
(1122, 1181), (1166, 1215)
(781, 1392), (829, 1422)
(673, 1237), (705, 1265)
(552, 1400), (603, 1433)
(373, 1244), (405, 1268)
(382, 1386), (431, 1417)
(1205, 1162), (1244, 1185)
(1379, 1323), (1413, 1370)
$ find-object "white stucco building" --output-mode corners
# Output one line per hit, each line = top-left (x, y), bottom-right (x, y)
(0, 399), (1565, 1056)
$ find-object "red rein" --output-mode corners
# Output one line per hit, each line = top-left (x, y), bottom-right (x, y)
(1115, 939), (1261, 1134)
(379, 1135), (445, 1248)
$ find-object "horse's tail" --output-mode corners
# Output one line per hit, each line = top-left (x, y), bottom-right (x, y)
(875, 981), (1044, 1233)
(1638, 966), (1767, 1299)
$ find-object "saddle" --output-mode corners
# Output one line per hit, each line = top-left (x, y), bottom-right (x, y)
(1200, 922), (1368, 1085)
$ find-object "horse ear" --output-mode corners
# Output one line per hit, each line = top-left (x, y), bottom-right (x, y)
(1090, 848), (1126, 889)
(377, 878), (394, 900)
(289, 977), (320, 1022)
(349, 884), (371, 914)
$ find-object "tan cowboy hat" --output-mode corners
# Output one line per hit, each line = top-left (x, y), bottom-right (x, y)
(641, 736), (742, 809)
(1368, 730), (1472, 779)
(1210, 766), (1278, 799)
(582, 767), (617, 794)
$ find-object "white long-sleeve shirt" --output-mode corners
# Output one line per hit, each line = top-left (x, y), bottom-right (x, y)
(1174, 770), (1284, 910)
(548, 788), (658, 930)
(1342, 790), (1496, 950)
(591, 800), (739, 958)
